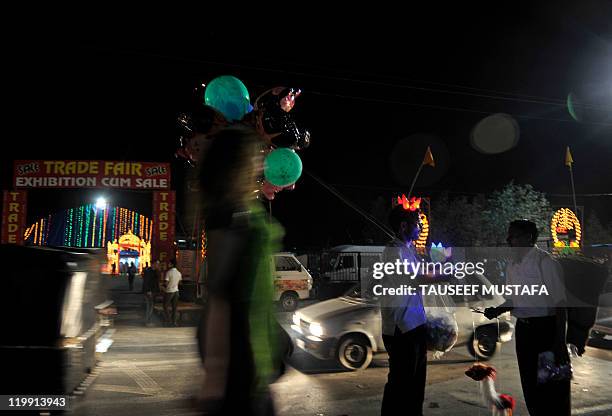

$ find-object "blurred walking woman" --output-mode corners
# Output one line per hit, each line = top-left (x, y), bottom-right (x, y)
(197, 127), (284, 415)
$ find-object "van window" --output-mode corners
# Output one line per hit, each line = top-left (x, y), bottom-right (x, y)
(275, 256), (301, 272)
(337, 255), (354, 269)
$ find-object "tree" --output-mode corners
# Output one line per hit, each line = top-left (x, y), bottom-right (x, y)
(430, 193), (484, 246)
(361, 195), (391, 244)
(584, 211), (612, 245)
(480, 182), (552, 246)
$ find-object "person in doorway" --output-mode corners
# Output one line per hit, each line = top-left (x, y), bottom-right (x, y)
(111, 262), (116, 275)
(127, 261), (137, 291)
(164, 258), (182, 326)
(484, 220), (569, 415)
(379, 204), (428, 416)
(143, 262), (159, 326)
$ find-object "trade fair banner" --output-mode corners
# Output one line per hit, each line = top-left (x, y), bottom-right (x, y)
(13, 160), (171, 190)
(1, 190), (27, 244)
(152, 191), (176, 271)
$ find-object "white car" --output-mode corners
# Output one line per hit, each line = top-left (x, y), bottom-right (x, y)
(290, 273), (514, 370)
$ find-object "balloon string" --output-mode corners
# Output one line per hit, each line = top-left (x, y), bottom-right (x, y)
(305, 170), (396, 240)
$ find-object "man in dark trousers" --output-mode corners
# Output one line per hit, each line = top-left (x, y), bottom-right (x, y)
(379, 205), (427, 416)
(163, 258), (182, 326)
(142, 262), (159, 326)
(485, 220), (570, 415)
(127, 262), (137, 291)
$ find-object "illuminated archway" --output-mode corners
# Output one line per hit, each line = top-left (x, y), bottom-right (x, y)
(551, 208), (581, 248)
(106, 230), (151, 274)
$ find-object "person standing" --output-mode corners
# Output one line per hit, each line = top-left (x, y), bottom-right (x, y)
(485, 220), (569, 415)
(164, 258), (182, 326)
(379, 205), (428, 416)
(142, 262), (158, 326)
(127, 262), (137, 291)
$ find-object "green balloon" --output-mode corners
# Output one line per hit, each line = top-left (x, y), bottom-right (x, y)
(264, 148), (303, 187)
(204, 75), (250, 121)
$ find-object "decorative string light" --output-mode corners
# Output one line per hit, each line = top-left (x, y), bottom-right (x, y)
(92, 206), (97, 247)
(201, 227), (207, 261)
(45, 215), (51, 245)
(416, 213), (430, 253)
(77, 205), (84, 247)
(102, 207), (108, 246)
(24, 224), (34, 241)
(39, 219), (44, 245)
(112, 207), (117, 241)
(25, 205), (152, 248)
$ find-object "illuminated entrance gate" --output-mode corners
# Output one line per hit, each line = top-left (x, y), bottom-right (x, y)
(3, 160), (176, 272)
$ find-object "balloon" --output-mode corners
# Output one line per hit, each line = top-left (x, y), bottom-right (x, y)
(204, 75), (251, 121)
(255, 87), (310, 149)
(260, 180), (296, 200)
(264, 148), (302, 187)
(261, 180), (283, 200)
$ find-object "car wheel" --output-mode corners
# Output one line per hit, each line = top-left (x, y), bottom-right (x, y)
(337, 334), (373, 371)
(468, 328), (498, 360)
(280, 292), (299, 312)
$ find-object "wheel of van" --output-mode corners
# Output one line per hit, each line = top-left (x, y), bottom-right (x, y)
(280, 292), (299, 312)
(468, 328), (498, 360)
(337, 334), (373, 371)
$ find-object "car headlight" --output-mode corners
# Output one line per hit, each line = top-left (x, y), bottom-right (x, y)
(309, 322), (323, 337)
(292, 313), (301, 326)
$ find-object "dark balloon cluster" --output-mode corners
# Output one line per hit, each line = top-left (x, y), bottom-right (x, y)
(254, 87), (310, 150)
(175, 76), (310, 200)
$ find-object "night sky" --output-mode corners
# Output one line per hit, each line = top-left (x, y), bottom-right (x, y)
(4, 4), (612, 248)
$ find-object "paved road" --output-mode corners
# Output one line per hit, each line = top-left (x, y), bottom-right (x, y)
(73, 278), (612, 415)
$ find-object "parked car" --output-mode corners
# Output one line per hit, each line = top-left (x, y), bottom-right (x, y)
(0, 245), (111, 394)
(290, 273), (514, 370)
(273, 253), (313, 312)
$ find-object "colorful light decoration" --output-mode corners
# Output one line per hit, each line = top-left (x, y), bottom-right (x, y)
(430, 242), (452, 263)
(551, 208), (581, 248)
(395, 194), (429, 253)
(416, 213), (429, 253)
(106, 229), (151, 274)
(25, 205), (152, 250)
(397, 194), (422, 211)
(91, 205), (97, 247)
(201, 227), (207, 262)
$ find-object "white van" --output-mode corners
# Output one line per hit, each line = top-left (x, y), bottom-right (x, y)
(322, 245), (385, 282)
(273, 253), (313, 311)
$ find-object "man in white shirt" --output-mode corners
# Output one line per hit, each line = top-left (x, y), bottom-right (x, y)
(164, 259), (182, 326)
(485, 220), (569, 415)
(379, 205), (427, 416)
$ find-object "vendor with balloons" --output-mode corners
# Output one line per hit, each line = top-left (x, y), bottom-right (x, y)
(187, 76), (308, 415)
